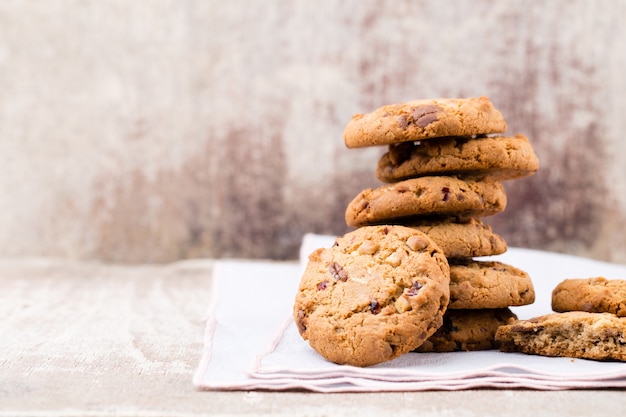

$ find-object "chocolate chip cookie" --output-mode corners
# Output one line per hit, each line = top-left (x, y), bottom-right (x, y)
(414, 308), (517, 353)
(344, 96), (507, 148)
(408, 217), (507, 258)
(552, 277), (626, 317)
(376, 134), (539, 183)
(448, 259), (535, 309)
(293, 225), (450, 367)
(496, 311), (626, 361)
(344, 176), (507, 228)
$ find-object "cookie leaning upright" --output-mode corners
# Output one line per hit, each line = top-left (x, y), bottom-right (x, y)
(415, 308), (518, 353)
(293, 225), (450, 367)
(343, 96), (507, 148)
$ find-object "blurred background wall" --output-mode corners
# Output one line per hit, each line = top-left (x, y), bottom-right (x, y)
(1, 0), (625, 264)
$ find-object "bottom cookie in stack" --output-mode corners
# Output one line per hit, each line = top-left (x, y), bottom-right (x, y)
(415, 308), (518, 353)
(415, 257), (536, 352)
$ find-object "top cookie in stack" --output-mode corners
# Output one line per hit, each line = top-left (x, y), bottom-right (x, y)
(344, 96), (508, 149)
(342, 96), (540, 353)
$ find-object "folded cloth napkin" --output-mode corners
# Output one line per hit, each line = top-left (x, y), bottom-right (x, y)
(193, 234), (626, 392)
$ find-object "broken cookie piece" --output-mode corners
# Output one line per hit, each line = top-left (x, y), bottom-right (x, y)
(495, 311), (626, 361)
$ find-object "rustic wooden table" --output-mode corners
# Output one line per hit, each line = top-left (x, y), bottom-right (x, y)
(1, 258), (624, 416)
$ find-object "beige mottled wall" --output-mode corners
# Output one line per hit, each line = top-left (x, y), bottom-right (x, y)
(1, 0), (626, 263)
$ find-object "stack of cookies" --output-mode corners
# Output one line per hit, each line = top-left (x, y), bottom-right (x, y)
(342, 96), (540, 353)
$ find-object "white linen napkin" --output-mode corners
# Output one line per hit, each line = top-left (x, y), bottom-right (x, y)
(193, 234), (626, 392)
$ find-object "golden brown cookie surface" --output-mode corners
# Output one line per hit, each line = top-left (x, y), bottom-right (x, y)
(448, 259), (535, 309)
(551, 277), (626, 317)
(376, 134), (539, 183)
(344, 96), (507, 148)
(344, 176), (507, 228)
(293, 225), (450, 367)
(408, 218), (507, 258)
(496, 311), (626, 361)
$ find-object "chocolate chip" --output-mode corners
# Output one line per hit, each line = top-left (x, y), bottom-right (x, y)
(370, 300), (381, 314)
(317, 281), (328, 291)
(329, 262), (348, 282)
(406, 281), (423, 296)
(442, 187), (451, 202)
(440, 317), (459, 334)
(511, 324), (541, 334)
(417, 113), (439, 127)
(396, 115), (408, 130)
(395, 185), (410, 193)
(411, 104), (441, 128)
